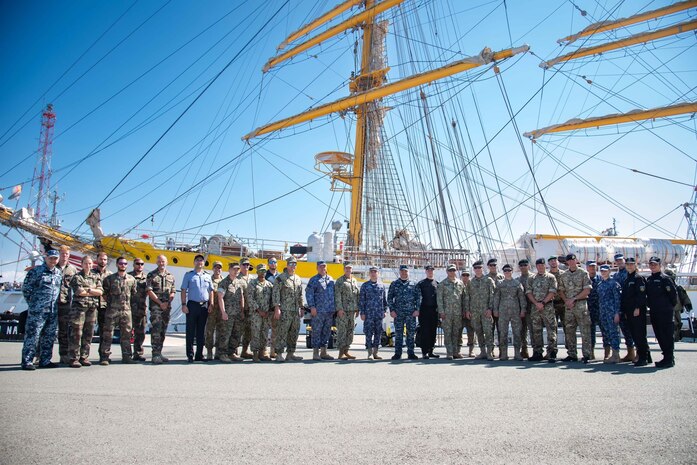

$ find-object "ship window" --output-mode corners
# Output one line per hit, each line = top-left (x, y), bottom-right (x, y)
(172, 257), (178, 264)
(145, 255), (150, 261)
(205, 260), (209, 267)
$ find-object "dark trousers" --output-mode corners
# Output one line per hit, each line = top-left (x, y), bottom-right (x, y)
(186, 301), (209, 359)
(651, 308), (674, 362)
(418, 306), (438, 354)
(627, 309), (649, 362)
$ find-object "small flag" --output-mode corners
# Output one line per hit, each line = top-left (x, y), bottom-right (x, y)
(9, 185), (21, 200)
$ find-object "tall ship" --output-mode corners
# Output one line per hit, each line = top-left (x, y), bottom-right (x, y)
(1, 1), (696, 325)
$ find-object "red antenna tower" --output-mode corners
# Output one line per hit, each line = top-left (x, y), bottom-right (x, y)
(29, 103), (56, 224)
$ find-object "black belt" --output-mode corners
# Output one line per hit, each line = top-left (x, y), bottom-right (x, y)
(188, 300), (208, 306)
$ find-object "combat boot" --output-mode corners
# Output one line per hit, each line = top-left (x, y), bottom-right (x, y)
(219, 354), (232, 363)
(151, 355), (163, 365)
(253, 350), (260, 363)
(260, 349), (271, 362)
(160, 355), (169, 363)
(486, 348), (494, 361)
(468, 346), (475, 357)
(475, 349), (487, 360)
(241, 345), (253, 359)
(372, 348), (382, 360)
(453, 352), (464, 359)
(367, 350), (374, 360)
(338, 349), (348, 360)
(512, 345), (521, 361)
(270, 348), (277, 359)
(275, 353), (285, 362)
(604, 346), (611, 360)
(528, 352), (543, 362)
(320, 347), (334, 360)
(206, 347), (213, 361)
(590, 349), (596, 360)
(287, 351), (303, 361)
(313, 348), (321, 361)
(69, 360), (81, 368)
(446, 350), (453, 360)
(345, 350), (356, 360)
(620, 347), (635, 363)
(499, 345), (508, 360)
(121, 356), (135, 364)
(604, 349), (620, 364)
(79, 358), (91, 366)
(59, 355), (70, 365)
(229, 353), (242, 362)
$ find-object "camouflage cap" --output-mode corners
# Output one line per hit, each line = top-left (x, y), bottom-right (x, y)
(240, 258), (251, 265)
(229, 262), (240, 268)
(446, 264), (457, 271)
(212, 260), (223, 268)
(287, 257), (297, 264)
(256, 263), (267, 273)
(461, 271), (470, 276)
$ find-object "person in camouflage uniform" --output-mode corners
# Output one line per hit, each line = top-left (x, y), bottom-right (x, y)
(597, 264), (621, 363)
(216, 263), (244, 363)
(664, 268), (693, 342)
(359, 266), (387, 360)
(586, 261), (607, 360)
(146, 255), (176, 364)
(68, 255), (103, 368)
(93, 251), (112, 335)
(203, 261), (225, 360)
(238, 258), (254, 359)
(56, 245), (77, 365)
(467, 260), (495, 360)
(517, 259), (533, 359)
(99, 257), (137, 365)
(387, 265), (421, 360)
(437, 264), (467, 359)
(557, 253), (593, 363)
(493, 264), (526, 361)
(334, 263), (359, 360)
(272, 257), (304, 362)
(612, 253), (635, 362)
(486, 258), (503, 356)
(265, 257), (281, 358)
(526, 258), (558, 362)
(128, 258), (148, 361)
(247, 263), (274, 362)
(20, 249), (62, 370)
(306, 260), (336, 361)
(547, 256), (568, 357)
(459, 271), (476, 357)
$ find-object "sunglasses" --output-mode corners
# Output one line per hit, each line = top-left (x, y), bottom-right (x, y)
(117, 262), (128, 266)
(288, 263), (297, 266)
(269, 260), (277, 264)
(473, 266), (482, 269)
(503, 269), (512, 272)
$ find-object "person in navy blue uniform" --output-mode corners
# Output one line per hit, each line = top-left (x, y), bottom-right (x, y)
(20, 249), (62, 370)
(181, 254), (214, 362)
(359, 266), (387, 360)
(416, 265), (439, 359)
(645, 256), (679, 368)
(388, 265), (421, 360)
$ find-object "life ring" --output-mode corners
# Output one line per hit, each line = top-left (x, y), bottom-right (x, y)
(291, 243), (306, 260)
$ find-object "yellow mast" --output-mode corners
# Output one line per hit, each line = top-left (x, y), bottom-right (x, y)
(277, 0), (364, 51)
(523, 102), (697, 139)
(558, 0), (697, 44)
(542, 18), (697, 69)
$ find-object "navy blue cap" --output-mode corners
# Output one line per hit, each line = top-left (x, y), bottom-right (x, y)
(586, 260), (597, 267)
(399, 264), (408, 270)
(599, 264), (610, 271)
(614, 253), (624, 261)
(565, 253), (576, 261)
(46, 249), (59, 257)
(425, 264), (435, 270)
(626, 257), (636, 264)
(317, 260), (326, 266)
(369, 266), (378, 271)
(649, 256), (661, 264)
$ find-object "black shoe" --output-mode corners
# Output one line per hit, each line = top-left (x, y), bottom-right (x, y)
(187, 356), (194, 363)
(528, 353), (543, 362)
(647, 351), (652, 363)
(547, 355), (557, 363)
(38, 362), (59, 369)
(633, 359), (648, 367)
(21, 363), (36, 371)
(422, 354), (430, 359)
(132, 354), (146, 362)
(391, 353), (402, 360)
(561, 355), (578, 362)
(655, 358), (675, 368)
(194, 355), (204, 362)
(581, 356), (589, 364)
(428, 352), (440, 359)
(407, 353), (418, 360)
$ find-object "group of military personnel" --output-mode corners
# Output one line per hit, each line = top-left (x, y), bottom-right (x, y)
(19, 246), (686, 370)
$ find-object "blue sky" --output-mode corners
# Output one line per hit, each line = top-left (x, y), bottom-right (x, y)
(1, 0), (695, 280)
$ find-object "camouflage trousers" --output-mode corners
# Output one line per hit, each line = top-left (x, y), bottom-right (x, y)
(220, 313), (243, 356)
(554, 299), (572, 352)
(564, 300), (592, 358)
(149, 306), (171, 356)
(68, 305), (97, 361)
(531, 304), (557, 356)
(619, 313), (635, 348)
(311, 312), (333, 349)
(588, 304), (608, 348)
(57, 303), (71, 357)
(131, 306), (147, 357)
(241, 309), (252, 348)
(204, 306), (223, 351)
(21, 308), (57, 367)
(393, 312), (416, 355)
(470, 310), (494, 352)
(599, 305), (620, 351)
(99, 308), (133, 359)
(520, 307), (533, 352)
(498, 308), (522, 352)
(441, 312), (462, 355)
(458, 316), (475, 352)
(363, 316), (383, 349)
(274, 310), (300, 353)
(270, 317), (278, 351)
(336, 310), (356, 351)
(250, 311), (271, 352)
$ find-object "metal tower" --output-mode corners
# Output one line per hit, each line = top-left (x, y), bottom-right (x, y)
(29, 103), (56, 224)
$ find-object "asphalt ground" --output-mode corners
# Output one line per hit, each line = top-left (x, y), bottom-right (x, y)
(0, 335), (694, 465)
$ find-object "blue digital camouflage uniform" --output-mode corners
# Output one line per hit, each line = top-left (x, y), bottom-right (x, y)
(596, 277), (621, 351)
(387, 278), (421, 356)
(306, 273), (335, 349)
(587, 273), (607, 349)
(21, 263), (62, 367)
(359, 280), (387, 349)
(613, 267), (634, 348)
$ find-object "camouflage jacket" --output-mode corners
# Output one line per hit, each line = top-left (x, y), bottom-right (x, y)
(487, 271), (504, 285)
(56, 262), (78, 306)
(272, 272), (303, 314)
(22, 264), (62, 312)
(387, 279), (421, 314)
(246, 277), (273, 314)
(128, 271), (148, 310)
(238, 273), (252, 311)
(612, 268), (628, 289)
(306, 273), (335, 314)
(517, 272), (532, 310)
(359, 280), (387, 319)
(335, 275), (360, 313)
(597, 278), (621, 316)
(526, 272), (557, 302)
(436, 278), (467, 316)
(558, 268), (592, 299)
(93, 267), (112, 310)
(468, 275), (495, 313)
(70, 270), (103, 309)
(210, 274), (224, 311)
(493, 278), (526, 315)
(146, 269), (176, 307)
(219, 275), (245, 316)
(102, 273), (137, 312)
(550, 269), (564, 302)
